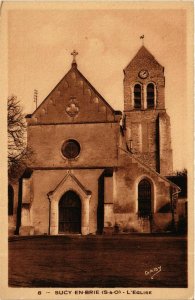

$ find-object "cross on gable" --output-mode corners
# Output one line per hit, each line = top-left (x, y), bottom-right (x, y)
(71, 50), (78, 64)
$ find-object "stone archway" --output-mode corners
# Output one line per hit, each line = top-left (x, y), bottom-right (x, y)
(47, 172), (91, 235)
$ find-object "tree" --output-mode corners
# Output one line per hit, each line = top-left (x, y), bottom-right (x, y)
(171, 168), (187, 177)
(175, 168), (187, 177)
(8, 95), (29, 180)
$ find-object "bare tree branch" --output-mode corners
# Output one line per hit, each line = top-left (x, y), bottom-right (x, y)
(8, 95), (32, 181)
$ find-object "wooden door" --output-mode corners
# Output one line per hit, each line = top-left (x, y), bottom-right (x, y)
(59, 191), (81, 233)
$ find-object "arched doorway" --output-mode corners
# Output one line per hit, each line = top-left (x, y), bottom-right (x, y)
(138, 179), (152, 218)
(59, 190), (81, 234)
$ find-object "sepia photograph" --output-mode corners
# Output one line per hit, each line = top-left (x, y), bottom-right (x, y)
(0, 1), (193, 299)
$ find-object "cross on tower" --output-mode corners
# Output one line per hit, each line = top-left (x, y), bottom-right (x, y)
(71, 50), (78, 64)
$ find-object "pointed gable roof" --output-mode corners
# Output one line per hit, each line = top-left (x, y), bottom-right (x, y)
(26, 64), (121, 125)
(119, 146), (180, 191)
(48, 171), (92, 200)
(124, 45), (164, 71)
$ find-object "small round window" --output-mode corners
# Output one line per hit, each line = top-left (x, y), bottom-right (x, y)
(61, 139), (80, 159)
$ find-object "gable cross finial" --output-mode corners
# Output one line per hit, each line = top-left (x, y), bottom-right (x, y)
(71, 50), (78, 65)
(140, 35), (144, 46)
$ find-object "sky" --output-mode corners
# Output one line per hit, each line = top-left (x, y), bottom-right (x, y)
(5, 1), (193, 171)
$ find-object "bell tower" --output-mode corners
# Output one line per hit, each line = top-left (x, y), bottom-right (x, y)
(123, 46), (173, 175)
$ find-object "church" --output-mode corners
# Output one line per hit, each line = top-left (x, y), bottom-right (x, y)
(10, 46), (181, 235)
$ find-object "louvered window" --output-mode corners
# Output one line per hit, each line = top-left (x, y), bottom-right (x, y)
(134, 84), (141, 109)
(147, 83), (155, 108)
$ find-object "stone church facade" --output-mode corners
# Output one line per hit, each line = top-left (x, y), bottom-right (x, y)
(9, 46), (180, 236)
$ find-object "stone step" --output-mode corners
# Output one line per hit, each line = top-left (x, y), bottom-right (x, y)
(138, 218), (151, 233)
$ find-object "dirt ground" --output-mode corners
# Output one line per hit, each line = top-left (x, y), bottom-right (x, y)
(8, 234), (187, 288)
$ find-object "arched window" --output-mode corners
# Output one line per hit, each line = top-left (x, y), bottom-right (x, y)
(138, 179), (152, 217)
(147, 83), (155, 108)
(8, 184), (14, 216)
(134, 84), (141, 109)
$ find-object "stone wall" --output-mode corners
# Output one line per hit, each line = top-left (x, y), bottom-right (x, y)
(113, 149), (174, 233)
(27, 122), (119, 169)
(123, 46), (173, 175)
(26, 66), (117, 126)
(125, 110), (160, 170)
(124, 109), (173, 175)
(158, 112), (173, 175)
(23, 169), (104, 235)
(8, 182), (19, 235)
(124, 46), (165, 111)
